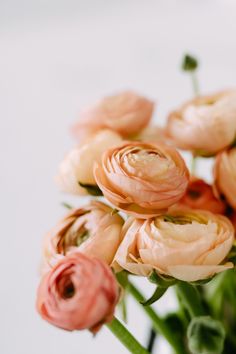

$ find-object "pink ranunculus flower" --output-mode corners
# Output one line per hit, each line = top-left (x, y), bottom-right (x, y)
(179, 178), (226, 214)
(55, 129), (122, 195)
(37, 253), (119, 333)
(166, 90), (236, 155)
(113, 210), (234, 282)
(94, 141), (189, 218)
(43, 201), (124, 270)
(214, 147), (236, 209)
(71, 91), (154, 141)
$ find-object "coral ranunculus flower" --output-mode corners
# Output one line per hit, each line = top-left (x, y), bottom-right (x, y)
(94, 141), (189, 218)
(166, 90), (236, 155)
(43, 201), (124, 270)
(55, 130), (122, 195)
(37, 253), (119, 332)
(214, 147), (236, 209)
(113, 210), (234, 282)
(180, 178), (226, 214)
(71, 91), (154, 141)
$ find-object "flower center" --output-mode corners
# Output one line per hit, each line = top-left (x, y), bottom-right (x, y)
(125, 149), (172, 178)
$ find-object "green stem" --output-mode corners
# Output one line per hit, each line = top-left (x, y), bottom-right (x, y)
(107, 317), (149, 354)
(176, 282), (205, 318)
(129, 281), (183, 354)
(191, 71), (200, 96)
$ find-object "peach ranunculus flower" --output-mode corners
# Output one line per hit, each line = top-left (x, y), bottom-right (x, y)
(133, 125), (173, 145)
(55, 129), (122, 195)
(94, 141), (189, 218)
(43, 201), (124, 270)
(71, 91), (154, 141)
(214, 147), (236, 209)
(179, 178), (226, 214)
(37, 252), (119, 332)
(166, 90), (236, 155)
(113, 209), (234, 282)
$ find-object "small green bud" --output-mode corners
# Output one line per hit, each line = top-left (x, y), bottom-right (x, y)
(187, 316), (225, 354)
(182, 54), (198, 72)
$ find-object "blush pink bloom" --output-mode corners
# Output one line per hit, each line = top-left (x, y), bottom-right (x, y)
(166, 90), (236, 155)
(37, 253), (119, 333)
(71, 91), (154, 141)
(179, 178), (226, 214)
(113, 210), (234, 282)
(214, 147), (236, 209)
(55, 130), (122, 195)
(94, 141), (189, 218)
(43, 201), (124, 270)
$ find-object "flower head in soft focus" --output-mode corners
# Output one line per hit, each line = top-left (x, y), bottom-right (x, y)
(94, 141), (189, 218)
(55, 129), (122, 195)
(71, 91), (154, 141)
(43, 201), (124, 271)
(133, 125), (174, 145)
(113, 209), (234, 281)
(179, 178), (226, 214)
(37, 253), (119, 333)
(214, 147), (236, 209)
(166, 90), (236, 155)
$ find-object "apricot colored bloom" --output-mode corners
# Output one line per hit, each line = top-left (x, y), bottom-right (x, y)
(166, 90), (236, 155)
(55, 130), (122, 195)
(180, 178), (226, 214)
(94, 141), (189, 218)
(113, 210), (234, 281)
(37, 253), (119, 332)
(71, 91), (154, 141)
(214, 147), (236, 209)
(43, 201), (124, 269)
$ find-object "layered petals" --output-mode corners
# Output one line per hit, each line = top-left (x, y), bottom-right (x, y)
(37, 253), (119, 332)
(94, 141), (189, 218)
(43, 201), (124, 270)
(71, 91), (154, 141)
(166, 90), (236, 155)
(113, 210), (234, 281)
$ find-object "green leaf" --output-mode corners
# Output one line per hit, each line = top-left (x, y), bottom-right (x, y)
(78, 182), (103, 196)
(182, 54), (198, 72)
(148, 271), (177, 287)
(187, 316), (225, 354)
(141, 286), (167, 306)
(61, 202), (73, 209)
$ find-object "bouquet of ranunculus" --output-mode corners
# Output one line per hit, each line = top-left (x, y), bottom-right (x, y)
(36, 55), (236, 354)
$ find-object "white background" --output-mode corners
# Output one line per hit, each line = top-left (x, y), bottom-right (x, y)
(1, 1), (236, 353)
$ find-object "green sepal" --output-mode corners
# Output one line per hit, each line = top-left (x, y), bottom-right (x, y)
(141, 286), (167, 306)
(148, 271), (177, 287)
(182, 54), (198, 72)
(116, 271), (129, 289)
(78, 182), (103, 196)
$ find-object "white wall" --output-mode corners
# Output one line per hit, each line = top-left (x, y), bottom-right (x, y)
(1, 1), (236, 353)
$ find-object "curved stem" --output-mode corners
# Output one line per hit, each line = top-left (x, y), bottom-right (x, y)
(107, 317), (149, 354)
(129, 281), (183, 354)
(176, 282), (205, 318)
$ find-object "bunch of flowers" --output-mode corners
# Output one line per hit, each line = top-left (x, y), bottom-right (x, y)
(36, 55), (236, 354)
